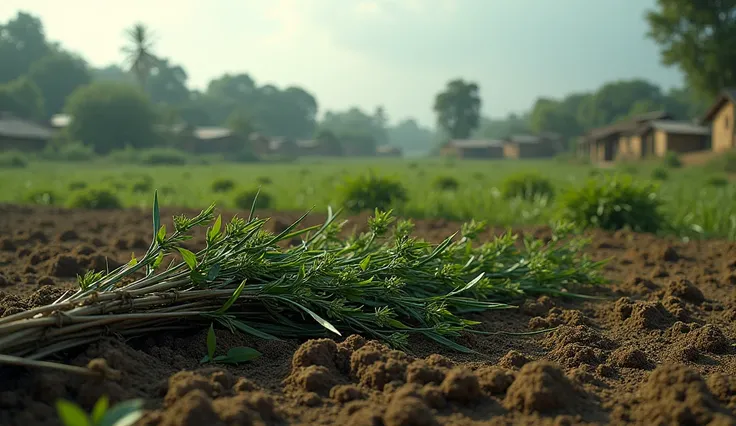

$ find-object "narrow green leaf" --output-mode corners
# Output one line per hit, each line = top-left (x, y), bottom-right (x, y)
(55, 400), (92, 426)
(200, 354), (210, 364)
(224, 318), (282, 341)
(91, 395), (109, 424)
(280, 298), (341, 336)
(207, 264), (221, 282)
(152, 191), (160, 243)
(98, 399), (144, 426)
(152, 252), (165, 269)
(248, 188), (261, 222)
(206, 323), (216, 360)
(359, 255), (371, 271)
(177, 248), (197, 270)
(156, 224), (166, 244)
(127, 253), (137, 267)
(208, 214), (222, 242)
(446, 272), (485, 297)
(223, 346), (262, 363)
(215, 281), (246, 314)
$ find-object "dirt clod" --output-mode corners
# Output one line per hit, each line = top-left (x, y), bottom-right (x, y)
(504, 361), (582, 414)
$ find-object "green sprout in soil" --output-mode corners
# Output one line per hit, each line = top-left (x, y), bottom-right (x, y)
(201, 322), (262, 365)
(56, 395), (143, 426)
(0, 192), (605, 375)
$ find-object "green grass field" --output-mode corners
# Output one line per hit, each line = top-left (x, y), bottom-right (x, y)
(2, 157), (735, 240)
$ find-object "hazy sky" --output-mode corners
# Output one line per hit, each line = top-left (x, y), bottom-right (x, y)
(2, 0), (683, 127)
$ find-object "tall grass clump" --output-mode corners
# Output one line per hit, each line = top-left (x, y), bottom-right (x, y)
(0, 151), (28, 168)
(23, 188), (58, 205)
(0, 194), (604, 373)
(708, 150), (736, 174)
(651, 167), (669, 181)
(55, 142), (96, 162)
(138, 148), (189, 166)
(560, 174), (664, 233)
(663, 151), (682, 168)
(234, 189), (272, 210)
(501, 172), (555, 201)
(67, 188), (123, 210)
(211, 178), (236, 193)
(433, 175), (460, 191)
(338, 173), (408, 213)
(706, 175), (729, 188)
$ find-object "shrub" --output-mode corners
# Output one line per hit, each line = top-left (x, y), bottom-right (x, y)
(0, 151), (28, 168)
(708, 150), (736, 173)
(560, 175), (664, 233)
(256, 176), (273, 185)
(68, 181), (88, 191)
(131, 176), (154, 193)
(501, 172), (555, 201)
(663, 151), (682, 168)
(618, 163), (638, 175)
(234, 189), (272, 210)
(56, 142), (96, 162)
(229, 149), (259, 163)
(211, 178), (236, 193)
(651, 167), (669, 181)
(67, 188), (122, 210)
(339, 173), (408, 213)
(138, 148), (189, 165)
(706, 175), (729, 187)
(433, 175), (460, 191)
(24, 189), (57, 205)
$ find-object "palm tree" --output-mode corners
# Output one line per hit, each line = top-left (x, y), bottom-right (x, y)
(121, 23), (158, 88)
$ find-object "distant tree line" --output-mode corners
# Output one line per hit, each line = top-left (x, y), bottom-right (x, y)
(2, 0), (733, 156)
(0, 12), (435, 156)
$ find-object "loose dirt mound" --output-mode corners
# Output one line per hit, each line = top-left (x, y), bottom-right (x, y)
(1, 205), (736, 425)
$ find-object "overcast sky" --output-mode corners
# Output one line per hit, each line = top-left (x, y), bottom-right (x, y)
(2, 0), (684, 126)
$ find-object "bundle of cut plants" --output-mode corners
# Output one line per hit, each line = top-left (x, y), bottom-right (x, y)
(0, 193), (604, 373)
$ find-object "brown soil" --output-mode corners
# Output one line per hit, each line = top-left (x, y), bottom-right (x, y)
(1, 204), (736, 425)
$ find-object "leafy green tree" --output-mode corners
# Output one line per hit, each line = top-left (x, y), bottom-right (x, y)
(473, 113), (530, 139)
(529, 98), (581, 140)
(226, 108), (259, 137)
(64, 82), (158, 154)
(121, 23), (158, 88)
(27, 52), (91, 118)
(146, 58), (190, 105)
(386, 118), (435, 154)
(319, 107), (381, 155)
(0, 76), (45, 119)
(315, 128), (343, 155)
(646, 0), (736, 100)
(91, 64), (135, 84)
(0, 12), (50, 84)
(433, 79), (481, 139)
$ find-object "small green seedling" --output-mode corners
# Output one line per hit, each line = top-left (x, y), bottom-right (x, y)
(56, 395), (143, 426)
(200, 323), (262, 365)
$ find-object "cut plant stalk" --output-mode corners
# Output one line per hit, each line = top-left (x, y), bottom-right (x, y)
(0, 192), (606, 372)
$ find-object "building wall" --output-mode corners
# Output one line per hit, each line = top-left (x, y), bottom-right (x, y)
(616, 135), (631, 159)
(712, 101), (735, 152)
(629, 135), (643, 158)
(0, 137), (48, 152)
(660, 132), (709, 154)
(503, 143), (519, 159)
(460, 146), (503, 159)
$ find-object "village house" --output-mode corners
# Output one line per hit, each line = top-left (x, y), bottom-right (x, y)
(440, 139), (504, 159)
(177, 127), (246, 154)
(375, 145), (402, 157)
(701, 88), (736, 153)
(0, 111), (54, 152)
(502, 134), (562, 159)
(627, 120), (710, 158)
(578, 111), (673, 162)
(268, 137), (299, 158)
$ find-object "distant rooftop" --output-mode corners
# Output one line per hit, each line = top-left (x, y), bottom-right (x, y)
(640, 120), (710, 136)
(449, 139), (504, 148)
(0, 112), (54, 140)
(194, 127), (232, 140)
